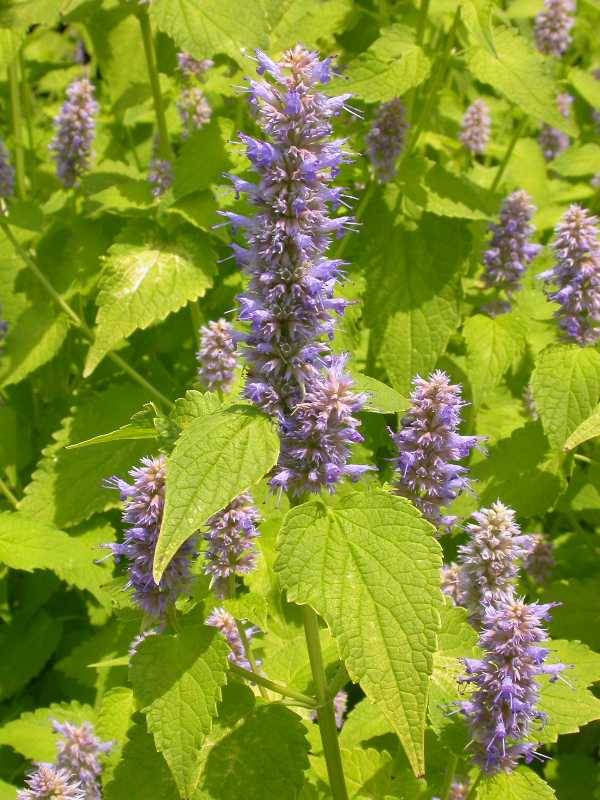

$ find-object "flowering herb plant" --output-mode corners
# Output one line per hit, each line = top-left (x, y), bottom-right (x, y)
(1, 2), (600, 799)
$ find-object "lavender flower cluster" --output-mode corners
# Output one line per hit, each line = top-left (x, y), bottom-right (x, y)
(460, 99), (491, 155)
(482, 190), (541, 308)
(0, 304), (7, 352)
(540, 204), (600, 345)
(49, 78), (98, 187)
(18, 720), (111, 800)
(105, 455), (197, 619)
(538, 92), (573, 162)
(206, 607), (260, 670)
(223, 46), (369, 496)
(197, 318), (238, 393)
(534, 0), (576, 57)
(176, 51), (212, 139)
(365, 98), (409, 182)
(203, 492), (260, 593)
(0, 139), (14, 198)
(391, 370), (480, 531)
(148, 155), (173, 198)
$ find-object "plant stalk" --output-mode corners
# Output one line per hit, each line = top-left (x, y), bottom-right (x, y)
(416, 0), (431, 45)
(229, 663), (317, 706)
(0, 221), (174, 409)
(490, 115), (527, 193)
(303, 605), (349, 800)
(440, 753), (458, 800)
(8, 59), (26, 200)
(0, 475), (18, 509)
(138, 9), (173, 161)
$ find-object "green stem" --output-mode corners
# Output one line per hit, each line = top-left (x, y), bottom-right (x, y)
(229, 663), (317, 706)
(0, 475), (18, 509)
(8, 59), (26, 200)
(490, 115), (526, 193)
(138, 9), (173, 161)
(327, 661), (349, 699)
(416, 0), (430, 45)
(440, 753), (458, 800)
(303, 606), (349, 800)
(236, 621), (269, 700)
(0, 221), (174, 409)
(466, 771), (482, 800)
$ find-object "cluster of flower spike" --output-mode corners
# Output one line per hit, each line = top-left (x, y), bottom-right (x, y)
(176, 51), (212, 139)
(391, 370), (480, 531)
(49, 78), (98, 187)
(206, 607), (260, 670)
(148, 153), (173, 198)
(538, 92), (573, 162)
(460, 99), (491, 154)
(224, 46), (368, 496)
(0, 139), (14, 198)
(458, 598), (565, 773)
(454, 502), (534, 624)
(534, 0), (575, 57)
(203, 492), (261, 593)
(197, 318), (238, 393)
(18, 721), (111, 800)
(105, 456), (197, 618)
(177, 52), (214, 79)
(540, 204), (600, 345)
(523, 532), (555, 584)
(365, 98), (409, 182)
(482, 190), (541, 307)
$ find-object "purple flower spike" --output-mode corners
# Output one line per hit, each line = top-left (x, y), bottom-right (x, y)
(538, 92), (573, 161)
(535, 0), (575, 57)
(18, 764), (84, 800)
(460, 99), (491, 155)
(206, 607), (260, 670)
(0, 139), (14, 198)
(365, 98), (409, 182)
(148, 156), (173, 198)
(49, 78), (98, 187)
(523, 532), (555, 584)
(458, 596), (566, 774)
(104, 456), (197, 619)
(177, 87), (212, 138)
(204, 492), (261, 592)
(311, 690), (347, 729)
(540, 204), (600, 345)
(197, 318), (238, 393)
(177, 52), (214, 79)
(456, 501), (533, 624)
(225, 46), (368, 494)
(391, 370), (481, 532)
(482, 190), (541, 306)
(441, 563), (462, 605)
(52, 721), (112, 800)
(270, 355), (371, 497)
(0, 304), (8, 353)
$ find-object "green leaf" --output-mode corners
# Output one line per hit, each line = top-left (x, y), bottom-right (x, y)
(0, 511), (108, 604)
(552, 144), (600, 177)
(331, 45), (430, 103)
(531, 345), (600, 450)
(543, 580), (600, 651)
(0, 701), (94, 761)
(464, 314), (527, 405)
(275, 491), (443, 775)
(0, 609), (62, 701)
(96, 688), (136, 784)
(423, 164), (500, 220)
(363, 212), (470, 394)
(149, 0), (268, 65)
(467, 26), (575, 134)
(20, 383), (152, 528)
(0, 303), (70, 388)
(67, 404), (158, 449)
(104, 717), (179, 800)
(350, 372), (409, 414)
(172, 391), (223, 430)
(265, 0), (352, 50)
(194, 703), (310, 799)
(130, 619), (230, 797)
(84, 221), (215, 375)
(154, 405), (279, 582)
(564, 404), (600, 450)
(537, 639), (600, 743)
(172, 121), (229, 200)
(568, 67), (600, 108)
(476, 769), (557, 800)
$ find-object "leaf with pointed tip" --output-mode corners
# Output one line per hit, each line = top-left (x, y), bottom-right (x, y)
(476, 769), (556, 800)
(276, 491), (443, 775)
(0, 701), (94, 762)
(564, 404), (600, 451)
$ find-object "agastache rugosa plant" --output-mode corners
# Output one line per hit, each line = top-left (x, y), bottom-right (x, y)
(0, 139), (15, 198)
(197, 318), (238, 394)
(52, 721), (112, 800)
(49, 78), (98, 187)
(18, 764), (84, 800)
(538, 92), (573, 161)
(534, 0), (576, 57)
(365, 98), (409, 182)
(460, 99), (491, 154)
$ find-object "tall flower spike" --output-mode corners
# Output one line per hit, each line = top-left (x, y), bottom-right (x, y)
(18, 764), (84, 800)
(0, 139), (14, 198)
(49, 78), (98, 187)
(365, 98), (409, 182)
(391, 370), (481, 532)
(104, 456), (197, 618)
(52, 721), (112, 800)
(148, 155), (173, 198)
(482, 190), (541, 307)
(456, 501), (533, 624)
(540, 204), (600, 345)
(177, 52), (214, 80)
(534, 0), (576, 57)
(0, 304), (7, 353)
(197, 318), (238, 393)
(538, 92), (573, 161)
(206, 607), (260, 670)
(224, 46), (368, 495)
(203, 492), (260, 594)
(460, 99), (491, 155)
(458, 596), (566, 774)
(177, 87), (212, 139)
(523, 532), (555, 584)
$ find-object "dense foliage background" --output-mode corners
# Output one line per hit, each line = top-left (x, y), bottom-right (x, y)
(1, 0), (600, 798)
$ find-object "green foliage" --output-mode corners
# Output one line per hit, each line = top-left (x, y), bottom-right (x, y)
(0, 702), (95, 762)
(476, 769), (557, 800)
